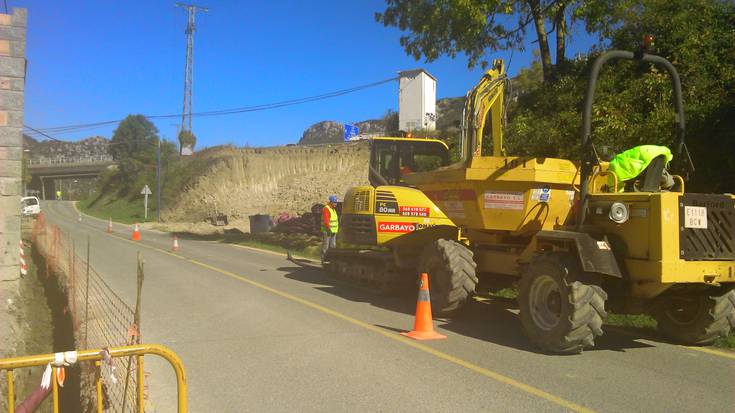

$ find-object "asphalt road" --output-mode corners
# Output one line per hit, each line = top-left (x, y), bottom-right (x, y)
(41, 201), (734, 412)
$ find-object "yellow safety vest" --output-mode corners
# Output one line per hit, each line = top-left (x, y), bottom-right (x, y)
(322, 205), (339, 233)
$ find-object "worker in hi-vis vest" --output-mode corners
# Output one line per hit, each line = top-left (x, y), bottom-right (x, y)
(321, 195), (339, 262)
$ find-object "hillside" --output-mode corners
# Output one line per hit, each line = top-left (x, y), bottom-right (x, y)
(80, 97), (466, 225)
(162, 142), (371, 222)
(23, 134), (110, 159)
(298, 118), (391, 145)
(298, 97), (465, 145)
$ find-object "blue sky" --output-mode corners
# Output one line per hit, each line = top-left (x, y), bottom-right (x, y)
(19, 0), (597, 148)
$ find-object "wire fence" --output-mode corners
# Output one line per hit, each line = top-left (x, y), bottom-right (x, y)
(31, 213), (143, 412)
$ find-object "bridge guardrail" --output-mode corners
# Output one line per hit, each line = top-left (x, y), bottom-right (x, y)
(27, 156), (114, 166)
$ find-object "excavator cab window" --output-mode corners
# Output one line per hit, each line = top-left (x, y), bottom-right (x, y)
(369, 139), (449, 186)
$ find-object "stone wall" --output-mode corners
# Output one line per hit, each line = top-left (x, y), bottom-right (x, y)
(0, 6), (26, 363)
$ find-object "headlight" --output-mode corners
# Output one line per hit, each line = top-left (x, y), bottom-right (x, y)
(609, 202), (629, 224)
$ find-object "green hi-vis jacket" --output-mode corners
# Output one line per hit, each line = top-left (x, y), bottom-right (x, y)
(608, 145), (673, 191)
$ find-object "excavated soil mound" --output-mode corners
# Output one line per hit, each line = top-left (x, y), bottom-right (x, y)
(162, 142), (370, 223)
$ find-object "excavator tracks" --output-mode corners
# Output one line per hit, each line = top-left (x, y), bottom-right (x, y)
(323, 249), (414, 295)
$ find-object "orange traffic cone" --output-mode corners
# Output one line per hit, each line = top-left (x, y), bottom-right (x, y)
(107, 217), (113, 234)
(401, 273), (446, 340)
(132, 223), (141, 241)
(172, 236), (179, 252)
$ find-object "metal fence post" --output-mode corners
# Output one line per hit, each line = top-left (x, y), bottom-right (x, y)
(122, 252), (145, 413)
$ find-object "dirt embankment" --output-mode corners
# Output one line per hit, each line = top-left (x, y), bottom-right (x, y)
(162, 142), (370, 223)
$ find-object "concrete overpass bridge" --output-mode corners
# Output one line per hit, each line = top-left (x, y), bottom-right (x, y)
(27, 156), (116, 199)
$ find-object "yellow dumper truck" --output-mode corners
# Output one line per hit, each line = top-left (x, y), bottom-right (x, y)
(326, 48), (735, 353)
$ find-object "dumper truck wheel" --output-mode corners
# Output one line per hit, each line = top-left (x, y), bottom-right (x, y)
(519, 253), (608, 354)
(654, 290), (735, 345)
(417, 239), (478, 317)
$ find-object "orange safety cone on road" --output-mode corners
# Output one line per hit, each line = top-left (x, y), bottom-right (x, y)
(172, 236), (179, 252)
(107, 217), (113, 234)
(132, 223), (141, 241)
(401, 272), (446, 340)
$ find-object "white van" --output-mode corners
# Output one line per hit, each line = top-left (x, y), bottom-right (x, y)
(21, 196), (41, 217)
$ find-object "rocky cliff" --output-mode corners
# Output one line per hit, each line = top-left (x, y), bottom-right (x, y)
(298, 98), (465, 145)
(297, 118), (390, 145)
(23, 134), (110, 159)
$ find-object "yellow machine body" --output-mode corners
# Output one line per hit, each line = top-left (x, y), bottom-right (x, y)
(339, 184), (457, 249)
(587, 191), (735, 297)
(406, 156), (579, 234)
(400, 58), (735, 300)
(403, 59), (583, 235)
(338, 137), (460, 251)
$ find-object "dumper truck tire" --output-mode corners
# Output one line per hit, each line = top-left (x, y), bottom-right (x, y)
(653, 290), (735, 345)
(518, 253), (608, 354)
(417, 239), (478, 317)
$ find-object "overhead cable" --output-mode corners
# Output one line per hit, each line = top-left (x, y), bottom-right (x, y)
(28, 77), (398, 138)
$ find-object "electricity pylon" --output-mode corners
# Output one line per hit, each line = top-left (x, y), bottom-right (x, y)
(176, 3), (208, 154)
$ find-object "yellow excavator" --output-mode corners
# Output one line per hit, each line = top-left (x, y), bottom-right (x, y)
(324, 136), (462, 293)
(328, 49), (735, 354)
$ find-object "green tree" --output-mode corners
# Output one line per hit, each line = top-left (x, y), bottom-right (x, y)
(376, 0), (580, 82)
(382, 109), (399, 134)
(504, 0), (735, 192)
(110, 115), (159, 161)
(178, 129), (197, 153)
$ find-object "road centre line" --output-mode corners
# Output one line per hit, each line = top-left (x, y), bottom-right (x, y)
(67, 203), (735, 364)
(81, 222), (594, 412)
(687, 346), (735, 361)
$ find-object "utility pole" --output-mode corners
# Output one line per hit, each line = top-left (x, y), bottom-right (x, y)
(176, 3), (208, 155)
(156, 138), (161, 222)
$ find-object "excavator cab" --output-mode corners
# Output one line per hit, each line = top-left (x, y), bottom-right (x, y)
(368, 138), (450, 187)
(325, 136), (458, 293)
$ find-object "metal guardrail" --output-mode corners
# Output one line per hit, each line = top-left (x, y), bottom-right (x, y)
(0, 344), (187, 413)
(27, 156), (114, 166)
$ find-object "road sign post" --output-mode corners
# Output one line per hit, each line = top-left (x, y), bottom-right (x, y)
(141, 184), (152, 220)
(156, 139), (161, 222)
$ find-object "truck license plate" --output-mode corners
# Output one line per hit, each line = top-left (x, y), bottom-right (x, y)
(684, 206), (708, 229)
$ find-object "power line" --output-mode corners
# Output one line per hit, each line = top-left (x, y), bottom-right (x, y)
(26, 76), (398, 137)
(23, 124), (62, 142)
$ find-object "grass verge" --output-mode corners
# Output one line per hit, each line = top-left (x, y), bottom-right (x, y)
(78, 195), (153, 224)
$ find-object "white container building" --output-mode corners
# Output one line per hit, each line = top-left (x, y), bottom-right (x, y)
(398, 69), (436, 132)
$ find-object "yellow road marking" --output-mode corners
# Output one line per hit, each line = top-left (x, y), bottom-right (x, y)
(88, 226), (594, 412)
(64, 205), (735, 366)
(227, 242), (319, 263)
(73, 203), (312, 262)
(683, 346), (735, 361)
(227, 242), (289, 257)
